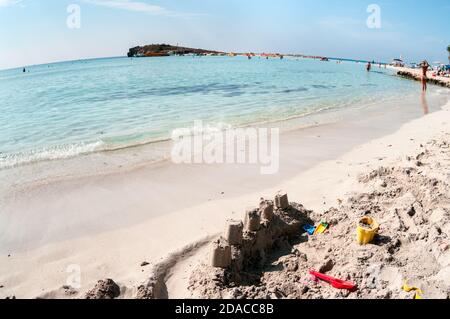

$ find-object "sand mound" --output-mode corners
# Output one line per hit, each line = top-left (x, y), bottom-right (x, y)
(188, 135), (450, 299)
(85, 279), (121, 299)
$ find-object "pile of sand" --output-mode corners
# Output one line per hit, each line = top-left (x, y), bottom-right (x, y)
(85, 279), (121, 299)
(188, 134), (450, 299)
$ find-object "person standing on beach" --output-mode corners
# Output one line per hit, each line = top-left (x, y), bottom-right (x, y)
(366, 62), (372, 72)
(420, 60), (429, 92)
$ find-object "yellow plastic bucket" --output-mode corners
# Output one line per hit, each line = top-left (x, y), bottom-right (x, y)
(357, 216), (379, 245)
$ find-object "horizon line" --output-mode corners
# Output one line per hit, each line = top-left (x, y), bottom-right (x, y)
(0, 52), (397, 72)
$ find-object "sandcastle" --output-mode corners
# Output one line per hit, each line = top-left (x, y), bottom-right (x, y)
(188, 192), (313, 298)
(209, 192), (307, 271)
(210, 239), (233, 268)
(133, 192), (311, 300)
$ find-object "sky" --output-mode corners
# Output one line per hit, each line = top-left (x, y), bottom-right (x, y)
(0, 0), (449, 69)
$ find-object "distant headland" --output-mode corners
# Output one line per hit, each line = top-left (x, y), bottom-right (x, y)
(126, 44), (398, 66)
(126, 44), (334, 61)
(127, 44), (224, 57)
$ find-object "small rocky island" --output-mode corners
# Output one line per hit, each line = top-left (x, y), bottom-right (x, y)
(127, 44), (224, 57)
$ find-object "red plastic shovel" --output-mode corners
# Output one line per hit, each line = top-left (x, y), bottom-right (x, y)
(309, 270), (357, 291)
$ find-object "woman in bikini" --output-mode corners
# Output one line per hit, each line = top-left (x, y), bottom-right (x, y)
(421, 60), (429, 92)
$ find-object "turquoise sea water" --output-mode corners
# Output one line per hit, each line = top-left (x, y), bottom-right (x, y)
(0, 56), (423, 169)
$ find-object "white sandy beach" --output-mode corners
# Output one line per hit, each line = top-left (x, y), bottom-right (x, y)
(0, 81), (449, 299)
(2, 0), (450, 302)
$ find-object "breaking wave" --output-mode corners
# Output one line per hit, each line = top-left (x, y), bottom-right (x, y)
(0, 140), (105, 170)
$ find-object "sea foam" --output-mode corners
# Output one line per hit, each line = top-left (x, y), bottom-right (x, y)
(0, 140), (105, 169)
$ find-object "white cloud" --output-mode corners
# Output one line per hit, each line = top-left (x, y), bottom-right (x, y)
(0, 0), (22, 7)
(82, 0), (171, 16)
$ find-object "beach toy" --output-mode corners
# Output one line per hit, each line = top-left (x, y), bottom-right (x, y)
(356, 216), (379, 245)
(309, 270), (357, 291)
(303, 224), (316, 235)
(314, 221), (329, 235)
(403, 281), (423, 299)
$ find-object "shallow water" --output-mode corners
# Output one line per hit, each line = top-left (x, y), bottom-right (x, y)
(0, 56), (427, 169)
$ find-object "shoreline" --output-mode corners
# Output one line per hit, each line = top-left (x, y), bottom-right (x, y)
(0, 88), (449, 298)
(1, 84), (448, 197)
